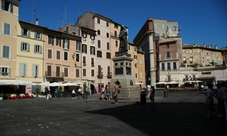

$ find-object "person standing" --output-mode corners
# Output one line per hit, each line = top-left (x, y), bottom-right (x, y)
(72, 89), (76, 99)
(150, 86), (155, 103)
(219, 82), (227, 121)
(146, 84), (151, 99)
(77, 87), (82, 99)
(214, 83), (225, 117)
(112, 82), (119, 104)
(204, 84), (215, 118)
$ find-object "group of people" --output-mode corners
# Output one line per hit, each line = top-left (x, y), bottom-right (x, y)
(99, 82), (120, 104)
(204, 82), (227, 121)
(71, 87), (82, 99)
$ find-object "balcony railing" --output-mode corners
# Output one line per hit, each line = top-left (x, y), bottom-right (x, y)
(45, 71), (64, 77)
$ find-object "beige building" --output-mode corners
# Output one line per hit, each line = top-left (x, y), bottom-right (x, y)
(0, 0), (20, 80)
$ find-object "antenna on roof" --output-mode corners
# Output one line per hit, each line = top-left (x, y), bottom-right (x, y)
(32, 0), (36, 24)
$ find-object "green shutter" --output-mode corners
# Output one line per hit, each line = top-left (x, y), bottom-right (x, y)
(34, 45), (36, 53)
(19, 63), (23, 76)
(32, 64), (35, 77)
(21, 42), (23, 51)
(10, 3), (13, 13)
(40, 46), (42, 54)
(21, 28), (24, 36)
(8, 68), (11, 76)
(28, 43), (30, 52)
(28, 30), (30, 37)
(1, 0), (5, 10)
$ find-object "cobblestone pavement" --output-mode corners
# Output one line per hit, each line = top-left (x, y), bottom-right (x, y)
(0, 91), (226, 136)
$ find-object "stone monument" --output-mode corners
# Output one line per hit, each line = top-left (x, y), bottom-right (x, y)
(110, 25), (140, 99)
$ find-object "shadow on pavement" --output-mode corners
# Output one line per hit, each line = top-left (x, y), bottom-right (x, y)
(86, 102), (227, 136)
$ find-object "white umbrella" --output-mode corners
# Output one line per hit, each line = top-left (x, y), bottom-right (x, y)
(168, 81), (178, 84)
(63, 82), (78, 86)
(38, 82), (50, 86)
(49, 82), (66, 87)
(155, 82), (166, 84)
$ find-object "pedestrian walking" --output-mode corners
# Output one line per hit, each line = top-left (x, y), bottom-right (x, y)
(213, 83), (225, 117)
(150, 86), (155, 103)
(204, 84), (215, 118)
(72, 89), (76, 99)
(146, 84), (151, 99)
(77, 87), (82, 99)
(219, 82), (227, 121)
(112, 81), (120, 104)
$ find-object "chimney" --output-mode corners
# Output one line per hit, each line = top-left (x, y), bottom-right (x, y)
(36, 19), (39, 25)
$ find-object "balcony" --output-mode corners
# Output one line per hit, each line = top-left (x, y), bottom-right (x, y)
(45, 71), (64, 78)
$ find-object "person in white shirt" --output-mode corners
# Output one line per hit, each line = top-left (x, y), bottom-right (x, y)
(77, 87), (82, 99)
(147, 85), (151, 99)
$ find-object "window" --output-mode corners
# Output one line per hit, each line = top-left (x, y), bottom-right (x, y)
(76, 54), (79, 62)
(98, 40), (101, 48)
(82, 31), (87, 41)
(82, 44), (87, 53)
(20, 63), (26, 77)
(166, 44), (169, 48)
(47, 65), (51, 76)
(106, 33), (109, 38)
(183, 57), (186, 61)
(97, 30), (100, 35)
(91, 69), (94, 77)
(106, 52), (111, 59)
(64, 52), (68, 60)
(34, 45), (42, 54)
(172, 26), (177, 31)
(193, 75), (196, 80)
(56, 37), (61, 46)
(56, 66), (60, 77)
(83, 56), (86, 65)
(97, 18), (100, 24)
(48, 35), (54, 45)
(76, 41), (80, 51)
(3, 23), (10, 35)
(90, 46), (95, 55)
(168, 75), (171, 81)
(162, 63), (165, 70)
(185, 75), (188, 81)
(64, 67), (68, 77)
(32, 64), (38, 77)
(83, 69), (86, 76)
(21, 28), (30, 37)
(190, 57), (193, 63)
(76, 69), (79, 77)
(91, 58), (94, 67)
(90, 35), (95, 43)
(106, 21), (109, 27)
(56, 51), (60, 60)
(0, 66), (11, 76)
(1, 0), (13, 13)
(47, 49), (52, 59)
(97, 50), (102, 58)
(173, 62), (177, 69)
(107, 42), (109, 50)
(162, 24), (165, 29)
(134, 55), (137, 59)
(135, 73), (137, 78)
(183, 49), (185, 53)
(134, 47), (137, 51)
(2, 45), (10, 58)
(167, 63), (171, 70)
(35, 31), (42, 40)
(167, 52), (170, 58)
(115, 40), (118, 47)
(63, 38), (69, 49)
(20, 42), (30, 52)
(189, 49), (192, 53)
(114, 31), (117, 37)
(140, 72), (142, 78)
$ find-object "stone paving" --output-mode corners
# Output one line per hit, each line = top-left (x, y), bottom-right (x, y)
(0, 91), (227, 136)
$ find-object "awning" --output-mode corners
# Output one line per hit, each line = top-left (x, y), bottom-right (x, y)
(0, 80), (35, 85)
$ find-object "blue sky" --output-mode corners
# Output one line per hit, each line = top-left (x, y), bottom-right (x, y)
(19, 0), (227, 48)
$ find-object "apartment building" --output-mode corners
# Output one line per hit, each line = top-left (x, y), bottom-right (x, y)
(16, 20), (45, 83)
(133, 18), (182, 86)
(0, 0), (20, 80)
(128, 43), (146, 87)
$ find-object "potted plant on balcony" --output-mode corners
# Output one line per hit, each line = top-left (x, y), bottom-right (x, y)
(2, 72), (8, 76)
(97, 73), (103, 79)
(107, 72), (112, 79)
(0, 93), (4, 100)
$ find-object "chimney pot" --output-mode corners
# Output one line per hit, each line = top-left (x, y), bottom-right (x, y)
(36, 19), (39, 25)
